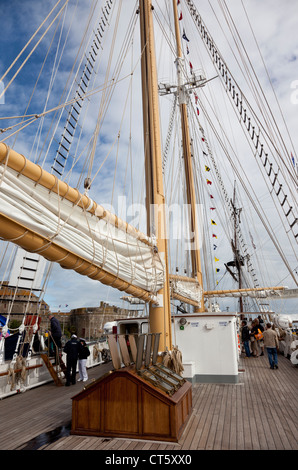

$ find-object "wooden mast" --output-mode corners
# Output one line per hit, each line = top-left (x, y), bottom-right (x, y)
(139, 0), (172, 351)
(172, 0), (204, 312)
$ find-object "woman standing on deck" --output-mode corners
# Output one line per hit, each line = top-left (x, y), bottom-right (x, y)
(250, 319), (264, 357)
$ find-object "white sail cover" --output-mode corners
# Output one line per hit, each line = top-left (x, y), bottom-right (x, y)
(170, 278), (203, 304)
(0, 166), (165, 296)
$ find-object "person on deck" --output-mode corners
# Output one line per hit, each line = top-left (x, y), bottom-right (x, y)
(78, 339), (90, 382)
(49, 314), (62, 363)
(249, 320), (258, 357)
(63, 334), (81, 386)
(263, 323), (279, 369)
(251, 319), (264, 357)
(241, 320), (251, 357)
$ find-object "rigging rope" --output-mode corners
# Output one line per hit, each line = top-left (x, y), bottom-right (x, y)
(0, 0), (70, 102)
(197, 96), (297, 286)
(185, 0), (297, 244)
(223, 0), (296, 172)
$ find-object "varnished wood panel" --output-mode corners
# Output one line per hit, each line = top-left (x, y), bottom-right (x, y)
(176, 386), (192, 434)
(104, 376), (139, 434)
(74, 388), (101, 431)
(141, 388), (171, 436)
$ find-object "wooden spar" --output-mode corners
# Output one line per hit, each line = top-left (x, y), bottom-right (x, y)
(169, 273), (200, 283)
(139, 0), (172, 351)
(169, 274), (285, 301)
(0, 142), (159, 303)
(172, 0), (204, 312)
(0, 213), (155, 302)
(0, 143), (154, 248)
(204, 286), (286, 297)
(171, 292), (200, 308)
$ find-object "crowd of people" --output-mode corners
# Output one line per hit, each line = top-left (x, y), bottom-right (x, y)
(240, 315), (279, 370)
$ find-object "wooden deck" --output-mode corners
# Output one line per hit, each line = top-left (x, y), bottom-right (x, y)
(0, 353), (297, 451)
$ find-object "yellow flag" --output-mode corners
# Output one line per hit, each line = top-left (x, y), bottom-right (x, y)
(215, 257), (219, 262)
(211, 219), (216, 225)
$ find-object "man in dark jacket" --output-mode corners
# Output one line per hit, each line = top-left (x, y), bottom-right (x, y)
(49, 314), (62, 362)
(63, 334), (81, 386)
(241, 320), (251, 357)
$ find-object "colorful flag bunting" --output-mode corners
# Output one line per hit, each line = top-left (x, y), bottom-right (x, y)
(207, 179), (212, 185)
(212, 234), (217, 238)
(196, 107), (200, 115)
(215, 257), (219, 262)
(213, 244), (217, 250)
(211, 219), (216, 225)
(186, 45), (189, 54)
(210, 207), (216, 210)
(205, 165), (210, 171)
(194, 93), (198, 104)
(182, 29), (189, 41)
(179, 12), (182, 20)
(210, 194), (214, 199)
(216, 268), (220, 272)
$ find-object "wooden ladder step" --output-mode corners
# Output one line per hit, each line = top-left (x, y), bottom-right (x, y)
(41, 354), (64, 387)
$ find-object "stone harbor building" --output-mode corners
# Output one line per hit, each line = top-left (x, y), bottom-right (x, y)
(68, 301), (143, 340)
(40, 302), (143, 340)
(0, 282), (144, 340)
(0, 282), (50, 317)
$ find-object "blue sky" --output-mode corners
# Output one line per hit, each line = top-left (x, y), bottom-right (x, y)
(0, 0), (297, 316)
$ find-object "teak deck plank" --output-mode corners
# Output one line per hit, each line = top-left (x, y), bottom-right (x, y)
(0, 353), (297, 451)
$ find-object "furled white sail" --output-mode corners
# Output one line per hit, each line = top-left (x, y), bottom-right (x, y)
(170, 276), (203, 306)
(0, 162), (165, 300)
(0, 144), (208, 307)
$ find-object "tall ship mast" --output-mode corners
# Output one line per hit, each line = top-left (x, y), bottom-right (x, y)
(172, 0), (204, 313)
(0, 0), (297, 404)
(139, 0), (172, 351)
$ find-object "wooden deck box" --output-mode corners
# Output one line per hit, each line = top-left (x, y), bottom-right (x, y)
(71, 366), (192, 442)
